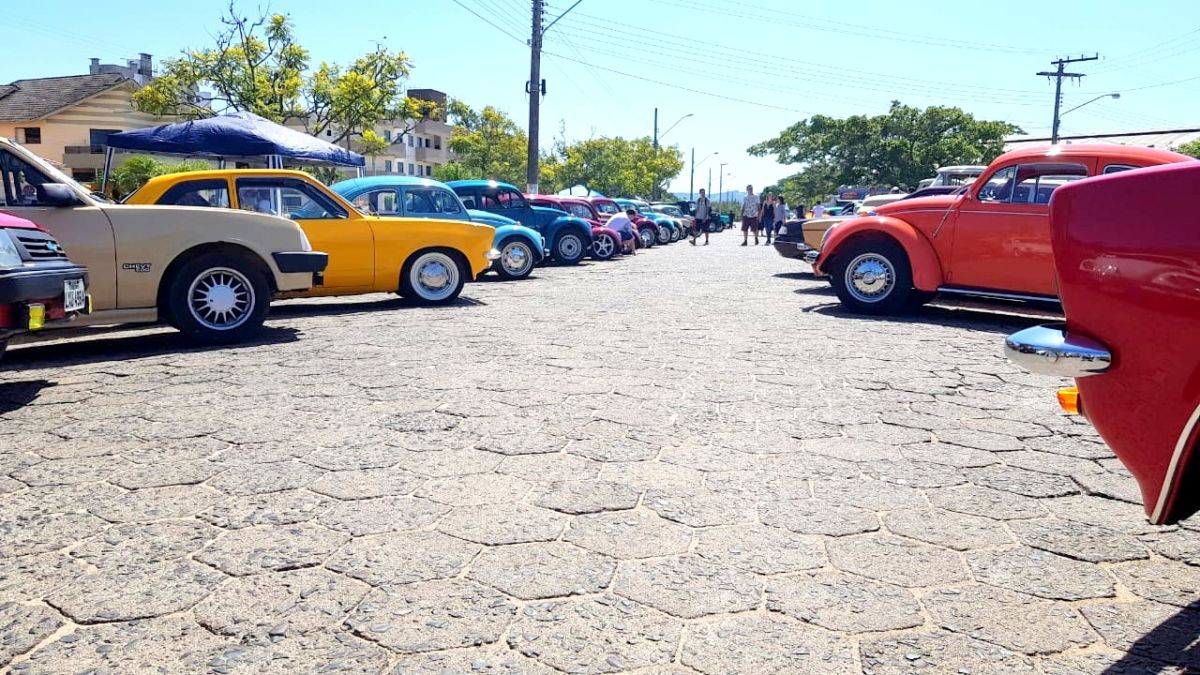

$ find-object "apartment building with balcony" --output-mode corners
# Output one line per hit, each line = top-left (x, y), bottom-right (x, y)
(361, 88), (455, 177)
(0, 55), (165, 182)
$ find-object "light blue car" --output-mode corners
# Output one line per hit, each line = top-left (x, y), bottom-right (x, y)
(331, 176), (548, 280)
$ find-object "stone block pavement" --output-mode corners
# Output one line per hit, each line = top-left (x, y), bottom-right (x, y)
(0, 234), (1197, 673)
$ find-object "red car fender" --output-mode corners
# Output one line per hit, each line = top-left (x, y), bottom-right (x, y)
(815, 216), (944, 292)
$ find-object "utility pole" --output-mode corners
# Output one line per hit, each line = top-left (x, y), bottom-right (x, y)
(689, 147), (694, 202)
(1038, 54), (1097, 144)
(652, 108), (659, 150)
(525, 0), (544, 194)
(707, 167), (712, 197)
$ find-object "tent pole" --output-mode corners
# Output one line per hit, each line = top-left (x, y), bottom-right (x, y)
(100, 147), (114, 193)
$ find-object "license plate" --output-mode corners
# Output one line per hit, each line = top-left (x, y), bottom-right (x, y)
(63, 279), (86, 312)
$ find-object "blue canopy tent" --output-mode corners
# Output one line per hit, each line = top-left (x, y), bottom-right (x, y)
(101, 111), (365, 191)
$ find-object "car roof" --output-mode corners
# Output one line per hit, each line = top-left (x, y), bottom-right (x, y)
(332, 175), (452, 192)
(991, 144), (1192, 166)
(446, 179), (516, 189)
(140, 168), (318, 189)
(936, 165), (987, 172)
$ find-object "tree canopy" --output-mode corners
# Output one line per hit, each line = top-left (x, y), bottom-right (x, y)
(1176, 139), (1200, 158)
(553, 137), (683, 198)
(101, 157), (211, 199)
(434, 102), (529, 186)
(133, 3), (436, 147)
(749, 101), (1019, 203)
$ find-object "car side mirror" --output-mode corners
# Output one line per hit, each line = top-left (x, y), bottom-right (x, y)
(36, 183), (79, 207)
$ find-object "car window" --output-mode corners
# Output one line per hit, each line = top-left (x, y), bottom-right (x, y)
(157, 179), (230, 208)
(235, 178), (347, 219)
(433, 189), (462, 214)
(594, 201), (619, 215)
(1103, 164), (1140, 175)
(566, 204), (592, 219)
(1011, 163), (1088, 204)
(976, 166), (1018, 203)
(0, 149), (54, 207)
(480, 189), (527, 210)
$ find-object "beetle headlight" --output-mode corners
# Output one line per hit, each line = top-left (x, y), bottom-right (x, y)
(0, 231), (23, 268)
(820, 223), (838, 249)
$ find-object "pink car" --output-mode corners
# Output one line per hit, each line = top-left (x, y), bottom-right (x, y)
(527, 195), (623, 260)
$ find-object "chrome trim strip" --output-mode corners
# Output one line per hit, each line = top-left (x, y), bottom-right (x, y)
(1003, 323), (1112, 378)
(1152, 401), (1200, 523)
(938, 286), (1058, 303)
(958, 210), (1048, 216)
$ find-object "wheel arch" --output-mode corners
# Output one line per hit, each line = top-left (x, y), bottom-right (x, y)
(818, 217), (943, 291)
(400, 245), (471, 283)
(156, 241), (274, 312)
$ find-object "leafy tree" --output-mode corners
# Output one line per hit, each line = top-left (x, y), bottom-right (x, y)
(443, 102), (529, 186)
(102, 157), (211, 199)
(1176, 139), (1200, 158)
(133, 3), (436, 147)
(554, 137), (684, 198)
(357, 130), (391, 173)
(750, 101), (1019, 203)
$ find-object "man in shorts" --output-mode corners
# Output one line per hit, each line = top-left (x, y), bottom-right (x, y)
(607, 208), (639, 255)
(741, 185), (761, 246)
(691, 188), (712, 245)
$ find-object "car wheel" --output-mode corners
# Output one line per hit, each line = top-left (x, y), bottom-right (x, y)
(591, 232), (617, 260)
(401, 250), (466, 304)
(554, 230), (587, 265)
(638, 227), (656, 249)
(166, 251), (270, 344)
(830, 236), (915, 315)
(494, 237), (536, 280)
(656, 225), (671, 245)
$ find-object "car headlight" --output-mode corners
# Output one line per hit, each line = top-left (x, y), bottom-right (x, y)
(486, 248), (502, 261)
(0, 231), (23, 268)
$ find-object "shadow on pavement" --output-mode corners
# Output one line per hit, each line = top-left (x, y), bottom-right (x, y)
(806, 303), (1048, 335)
(272, 295), (487, 318)
(773, 271), (818, 280)
(2, 326), (300, 368)
(1102, 600), (1200, 673)
(0, 379), (53, 414)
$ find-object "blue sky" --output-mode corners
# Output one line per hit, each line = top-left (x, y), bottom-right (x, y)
(5, 0), (1199, 196)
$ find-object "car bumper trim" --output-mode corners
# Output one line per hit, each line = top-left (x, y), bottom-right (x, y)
(273, 251), (329, 274)
(0, 264), (89, 305)
(1004, 323), (1112, 378)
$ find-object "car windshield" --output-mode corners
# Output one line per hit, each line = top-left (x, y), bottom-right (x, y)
(594, 201), (619, 214)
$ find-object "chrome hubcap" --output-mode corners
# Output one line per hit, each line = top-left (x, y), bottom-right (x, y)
(414, 253), (459, 300)
(188, 267), (254, 331)
(594, 236), (614, 257)
(559, 235), (582, 259)
(501, 242), (531, 274)
(845, 253), (895, 303)
(640, 230), (654, 247)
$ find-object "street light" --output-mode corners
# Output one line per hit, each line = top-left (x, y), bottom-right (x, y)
(1054, 93), (1120, 143)
(690, 150), (718, 202)
(718, 162), (729, 204)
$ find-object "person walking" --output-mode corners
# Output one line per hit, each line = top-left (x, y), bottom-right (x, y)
(771, 195), (787, 244)
(740, 185), (761, 246)
(760, 193), (776, 245)
(691, 189), (712, 245)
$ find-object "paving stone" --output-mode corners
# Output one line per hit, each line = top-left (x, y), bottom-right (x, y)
(468, 542), (616, 600)
(658, 443), (762, 472)
(1072, 468), (1144, 504)
(999, 450), (1102, 478)
(1140, 528), (1200, 566)
(204, 629), (393, 673)
(923, 585), (1096, 655)
(759, 498), (879, 536)
(937, 428), (1024, 451)
(757, 452), (861, 480)
(507, 596), (680, 673)
(862, 459), (968, 488)
(496, 453), (602, 482)
(438, 503), (569, 545)
(612, 555), (760, 618)
(206, 461), (324, 495)
(569, 437), (659, 463)
(859, 629), (1036, 674)
(681, 613), (854, 674)
(394, 429), (486, 453)
(1110, 558), (1200, 607)
(388, 647), (558, 674)
(478, 434), (569, 456)
(120, 436), (231, 464)
(532, 480), (640, 514)
(766, 568), (922, 633)
(109, 460), (224, 489)
(326, 531), (480, 586)
(644, 487), (758, 527)
(1081, 601), (1200, 669)
(71, 520), (216, 567)
(883, 507), (1013, 551)
(317, 496), (450, 536)
(196, 522), (349, 576)
(564, 510), (692, 559)
(0, 602), (63, 668)
(0, 551), (88, 602)
(194, 568), (370, 639)
(46, 559), (226, 623)
(87, 484), (220, 523)
(0, 477), (22, 494)
(810, 477), (928, 510)
(1025, 435), (1114, 459)
(927, 484), (1048, 520)
(307, 466), (427, 500)
(8, 456), (130, 487)
(1009, 519), (1148, 563)
(828, 534), (968, 587)
(346, 579), (516, 654)
(377, 411), (461, 434)
(17, 617), (234, 674)
(844, 422), (933, 445)
(967, 464), (1080, 498)
(416, 473), (533, 506)
(968, 546), (1114, 601)
(693, 524), (826, 575)
(598, 461), (704, 493)
(1044, 495), (1163, 535)
(1040, 649), (1186, 675)
(797, 436), (903, 463)
(0, 512), (105, 557)
(198, 489), (334, 529)
(899, 441), (999, 468)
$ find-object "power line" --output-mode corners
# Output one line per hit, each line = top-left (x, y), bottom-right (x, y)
(1037, 55), (1099, 144)
(450, 0), (527, 44)
(473, 0), (528, 36)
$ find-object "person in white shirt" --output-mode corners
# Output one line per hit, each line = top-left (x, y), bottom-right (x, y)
(741, 185), (761, 246)
(606, 208), (639, 254)
(811, 203), (826, 219)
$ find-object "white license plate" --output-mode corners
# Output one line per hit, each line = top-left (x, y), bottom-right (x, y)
(63, 279), (86, 312)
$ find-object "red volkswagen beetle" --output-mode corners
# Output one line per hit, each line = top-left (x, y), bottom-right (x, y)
(526, 195), (623, 260)
(1006, 160), (1200, 524)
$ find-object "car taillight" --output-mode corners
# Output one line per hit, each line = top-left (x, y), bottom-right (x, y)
(1057, 387), (1081, 415)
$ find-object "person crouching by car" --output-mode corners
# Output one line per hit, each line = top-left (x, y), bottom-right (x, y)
(608, 208), (639, 255)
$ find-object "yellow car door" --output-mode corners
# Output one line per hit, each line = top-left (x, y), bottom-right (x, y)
(233, 177), (374, 293)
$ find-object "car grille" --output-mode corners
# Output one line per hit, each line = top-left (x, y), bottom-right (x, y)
(14, 231), (69, 261)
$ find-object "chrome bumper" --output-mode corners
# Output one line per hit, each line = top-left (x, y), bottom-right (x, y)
(1004, 323), (1111, 378)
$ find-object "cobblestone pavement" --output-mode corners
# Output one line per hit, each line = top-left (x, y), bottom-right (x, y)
(1, 234), (1197, 674)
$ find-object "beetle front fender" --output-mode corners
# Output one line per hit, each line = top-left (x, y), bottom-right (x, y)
(551, 216), (594, 241)
(815, 216), (944, 291)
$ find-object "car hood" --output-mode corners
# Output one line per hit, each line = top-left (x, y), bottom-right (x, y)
(874, 194), (960, 216)
(0, 212), (40, 230)
(467, 209), (518, 227)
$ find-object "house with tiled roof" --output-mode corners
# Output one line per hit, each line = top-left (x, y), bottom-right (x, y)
(0, 55), (169, 182)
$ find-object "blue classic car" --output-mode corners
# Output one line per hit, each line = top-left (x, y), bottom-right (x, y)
(448, 180), (594, 265)
(615, 198), (680, 245)
(331, 176), (547, 281)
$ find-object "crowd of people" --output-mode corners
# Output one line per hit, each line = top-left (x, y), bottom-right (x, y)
(739, 184), (790, 246)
